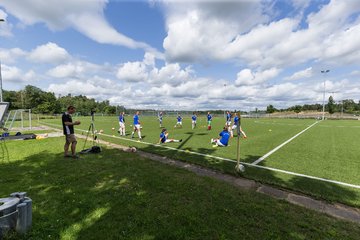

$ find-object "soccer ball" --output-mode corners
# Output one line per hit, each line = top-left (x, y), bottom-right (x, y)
(131, 147), (137, 152)
(235, 164), (245, 172)
(112, 127), (115, 130)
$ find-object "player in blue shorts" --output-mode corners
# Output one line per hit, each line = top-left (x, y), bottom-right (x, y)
(131, 111), (142, 139)
(158, 128), (182, 144)
(211, 127), (230, 147)
(174, 114), (182, 128)
(191, 112), (197, 129)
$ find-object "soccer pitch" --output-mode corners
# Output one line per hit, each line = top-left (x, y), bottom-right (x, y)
(41, 115), (360, 206)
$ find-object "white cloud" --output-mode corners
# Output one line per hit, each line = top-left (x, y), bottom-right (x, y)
(47, 61), (102, 78)
(163, 0), (268, 62)
(235, 68), (280, 86)
(1, 64), (36, 82)
(47, 78), (120, 99)
(0, 48), (27, 63)
(0, 0), (160, 54)
(28, 42), (70, 64)
(285, 67), (313, 81)
(116, 61), (148, 82)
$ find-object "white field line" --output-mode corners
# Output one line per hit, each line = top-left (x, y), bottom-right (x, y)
(251, 121), (319, 165)
(41, 121), (360, 189)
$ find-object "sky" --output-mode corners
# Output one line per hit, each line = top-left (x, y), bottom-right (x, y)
(0, 0), (360, 111)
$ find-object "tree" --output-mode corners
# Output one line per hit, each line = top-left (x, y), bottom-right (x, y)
(327, 96), (336, 114)
(293, 105), (302, 114)
(266, 105), (277, 114)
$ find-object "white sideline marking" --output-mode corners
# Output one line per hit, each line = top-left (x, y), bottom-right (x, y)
(251, 121), (319, 165)
(41, 121), (360, 190)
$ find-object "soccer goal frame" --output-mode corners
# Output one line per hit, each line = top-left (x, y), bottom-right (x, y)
(4, 109), (32, 130)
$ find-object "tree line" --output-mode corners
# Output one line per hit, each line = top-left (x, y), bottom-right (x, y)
(3, 85), (124, 115)
(266, 96), (360, 114)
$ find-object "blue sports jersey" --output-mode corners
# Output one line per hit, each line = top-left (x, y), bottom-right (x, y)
(192, 115), (197, 121)
(219, 130), (230, 146)
(233, 116), (239, 125)
(226, 113), (231, 121)
(160, 132), (166, 143)
(207, 114), (212, 121)
(177, 116), (182, 122)
(133, 114), (139, 125)
(119, 115), (125, 123)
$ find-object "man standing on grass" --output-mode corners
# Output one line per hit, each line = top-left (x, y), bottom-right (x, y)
(207, 112), (213, 130)
(158, 111), (163, 128)
(191, 112), (197, 129)
(174, 114), (182, 128)
(131, 111), (142, 139)
(118, 112), (126, 136)
(62, 106), (81, 158)
(226, 111), (232, 126)
(231, 112), (247, 138)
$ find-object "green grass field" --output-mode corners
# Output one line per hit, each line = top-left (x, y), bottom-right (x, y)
(1, 137), (360, 239)
(39, 115), (360, 207)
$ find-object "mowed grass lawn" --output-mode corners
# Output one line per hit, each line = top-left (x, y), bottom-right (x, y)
(40, 116), (360, 207)
(1, 136), (360, 239)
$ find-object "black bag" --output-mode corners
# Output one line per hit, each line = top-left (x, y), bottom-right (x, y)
(80, 146), (101, 154)
(90, 146), (101, 153)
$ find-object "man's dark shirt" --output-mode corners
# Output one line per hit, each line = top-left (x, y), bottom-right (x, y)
(62, 112), (74, 135)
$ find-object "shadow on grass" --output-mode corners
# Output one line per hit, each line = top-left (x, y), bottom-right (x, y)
(137, 143), (360, 208)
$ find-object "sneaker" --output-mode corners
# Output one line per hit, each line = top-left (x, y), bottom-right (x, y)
(211, 138), (214, 143)
(64, 154), (72, 158)
(179, 139), (183, 142)
(131, 135), (134, 138)
(72, 155), (80, 159)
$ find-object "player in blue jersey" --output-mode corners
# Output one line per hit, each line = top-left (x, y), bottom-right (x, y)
(226, 111), (232, 126)
(207, 112), (212, 130)
(191, 112), (197, 129)
(231, 112), (247, 138)
(174, 114), (182, 128)
(211, 127), (230, 147)
(131, 111), (142, 139)
(158, 128), (182, 144)
(118, 112), (126, 136)
(158, 111), (163, 128)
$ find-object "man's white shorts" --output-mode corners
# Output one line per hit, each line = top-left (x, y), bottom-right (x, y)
(119, 122), (125, 128)
(135, 124), (141, 130)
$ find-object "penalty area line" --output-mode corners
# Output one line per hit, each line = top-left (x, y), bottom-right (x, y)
(251, 121), (319, 165)
(40, 121), (360, 190)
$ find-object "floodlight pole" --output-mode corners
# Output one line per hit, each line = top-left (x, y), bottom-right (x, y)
(320, 70), (330, 120)
(0, 19), (4, 102)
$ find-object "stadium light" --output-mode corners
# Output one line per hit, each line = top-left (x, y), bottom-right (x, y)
(0, 18), (4, 102)
(320, 69), (330, 120)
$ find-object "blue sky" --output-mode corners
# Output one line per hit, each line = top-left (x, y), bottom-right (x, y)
(0, 0), (360, 110)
